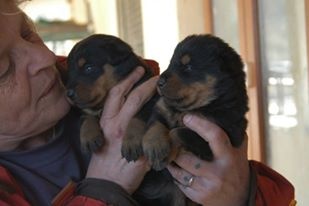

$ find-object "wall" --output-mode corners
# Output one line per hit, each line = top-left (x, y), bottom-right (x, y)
(177, 0), (207, 41)
(88, 0), (118, 36)
(80, 0), (206, 71)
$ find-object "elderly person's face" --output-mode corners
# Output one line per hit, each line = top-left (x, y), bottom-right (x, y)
(0, 1), (70, 149)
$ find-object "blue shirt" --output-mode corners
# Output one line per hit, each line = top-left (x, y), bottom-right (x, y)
(0, 109), (90, 206)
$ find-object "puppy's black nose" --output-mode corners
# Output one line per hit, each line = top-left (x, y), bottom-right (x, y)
(157, 77), (167, 88)
(66, 89), (76, 99)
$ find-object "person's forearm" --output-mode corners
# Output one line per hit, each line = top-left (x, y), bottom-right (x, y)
(75, 178), (139, 206)
(52, 179), (139, 206)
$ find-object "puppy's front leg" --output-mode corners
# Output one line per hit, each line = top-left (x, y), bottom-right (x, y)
(143, 121), (171, 171)
(80, 115), (104, 153)
(121, 117), (146, 162)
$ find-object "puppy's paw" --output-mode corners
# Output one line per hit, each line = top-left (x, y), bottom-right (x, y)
(80, 115), (104, 153)
(121, 138), (143, 162)
(143, 136), (170, 171)
(121, 117), (146, 162)
(151, 159), (169, 171)
(81, 135), (104, 153)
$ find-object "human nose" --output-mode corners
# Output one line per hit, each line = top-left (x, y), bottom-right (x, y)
(15, 40), (56, 75)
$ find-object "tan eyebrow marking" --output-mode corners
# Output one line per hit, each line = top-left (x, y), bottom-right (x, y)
(181, 54), (191, 65)
(78, 58), (86, 68)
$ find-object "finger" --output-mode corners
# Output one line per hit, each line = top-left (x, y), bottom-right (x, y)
(172, 171), (210, 205)
(183, 114), (232, 158)
(119, 76), (158, 128)
(167, 164), (197, 188)
(102, 66), (145, 119)
(172, 151), (207, 176)
(174, 181), (202, 204)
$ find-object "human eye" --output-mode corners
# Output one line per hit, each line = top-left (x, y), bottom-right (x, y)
(21, 27), (35, 40)
(0, 55), (14, 83)
(21, 25), (41, 42)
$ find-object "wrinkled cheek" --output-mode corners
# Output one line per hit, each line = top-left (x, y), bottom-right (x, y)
(0, 109), (24, 136)
(0, 107), (29, 134)
(0, 94), (33, 136)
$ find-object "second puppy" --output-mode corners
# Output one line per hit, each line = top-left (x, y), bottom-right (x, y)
(66, 34), (157, 154)
(141, 34), (249, 171)
(133, 34), (249, 206)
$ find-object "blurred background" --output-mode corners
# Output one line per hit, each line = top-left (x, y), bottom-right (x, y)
(21, 0), (309, 205)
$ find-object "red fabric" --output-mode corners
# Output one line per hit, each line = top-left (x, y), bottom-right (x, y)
(64, 196), (107, 206)
(250, 160), (295, 206)
(0, 166), (107, 206)
(0, 162), (296, 205)
(56, 56), (68, 69)
(0, 167), (30, 206)
(144, 59), (160, 75)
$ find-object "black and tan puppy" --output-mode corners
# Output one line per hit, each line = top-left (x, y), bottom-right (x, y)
(134, 34), (249, 206)
(140, 34), (249, 172)
(66, 34), (156, 153)
(65, 34), (183, 206)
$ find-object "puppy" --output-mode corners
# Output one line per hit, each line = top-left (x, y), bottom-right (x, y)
(141, 34), (249, 172)
(134, 34), (249, 206)
(66, 34), (156, 154)
(65, 34), (183, 205)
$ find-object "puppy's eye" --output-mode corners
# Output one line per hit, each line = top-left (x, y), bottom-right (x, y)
(83, 65), (98, 75)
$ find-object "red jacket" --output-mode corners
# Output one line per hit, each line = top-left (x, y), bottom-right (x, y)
(0, 161), (295, 206)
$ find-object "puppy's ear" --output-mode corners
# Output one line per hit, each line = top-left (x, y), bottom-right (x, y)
(105, 39), (133, 65)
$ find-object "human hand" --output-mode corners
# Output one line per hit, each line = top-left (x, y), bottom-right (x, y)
(86, 66), (158, 194)
(167, 114), (250, 206)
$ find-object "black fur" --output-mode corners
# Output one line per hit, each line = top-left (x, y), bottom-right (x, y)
(66, 34), (248, 206)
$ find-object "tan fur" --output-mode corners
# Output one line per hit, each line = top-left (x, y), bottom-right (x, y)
(181, 54), (191, 65)
(78, 58), (86, 68)
(177, 75), (217, 110)
(74, 63), (117, 110)
(156, 99), (185, 127)
(160, 74), (217, 111)
(80, 115), (103, 151)
(143, 120), (180, 170)
(121, 118), (147, 161)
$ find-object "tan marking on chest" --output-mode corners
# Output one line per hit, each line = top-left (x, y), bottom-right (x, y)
(156, 99), (186, 128)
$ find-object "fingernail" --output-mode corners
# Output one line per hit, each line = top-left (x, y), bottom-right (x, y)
(183, 114), (193, 125)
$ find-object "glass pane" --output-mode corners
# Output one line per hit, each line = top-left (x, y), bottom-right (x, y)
(212, 0), (240, 52)
(258, 0), (309, 204)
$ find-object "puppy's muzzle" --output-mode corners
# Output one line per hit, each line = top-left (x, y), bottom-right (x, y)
(66, 89), (77, 101)
(157, 76), (167, 89)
